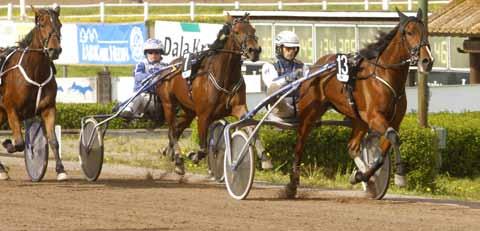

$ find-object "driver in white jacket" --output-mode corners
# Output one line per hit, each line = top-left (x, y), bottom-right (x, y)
(262, 31), (305, 122)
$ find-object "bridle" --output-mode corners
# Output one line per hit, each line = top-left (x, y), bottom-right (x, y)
(215, 17), (260, 57)
(398, 18), (431, 66)
(34, 9), (62, 56)
(366, 17), (431, 69)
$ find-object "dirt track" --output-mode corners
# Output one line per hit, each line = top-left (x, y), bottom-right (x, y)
(0, 154), (479, 231)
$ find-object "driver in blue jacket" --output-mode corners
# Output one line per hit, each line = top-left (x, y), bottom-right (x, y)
(120, 38), (168, 118)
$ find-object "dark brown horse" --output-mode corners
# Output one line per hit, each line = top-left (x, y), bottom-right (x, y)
(0, 6), (65, 181)
(286, 9), (434, 198)
(156, 14), (261, 174)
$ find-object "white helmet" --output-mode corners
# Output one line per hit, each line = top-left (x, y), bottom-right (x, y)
(274, 31), (300, 48)
(143, 38), (164, 54)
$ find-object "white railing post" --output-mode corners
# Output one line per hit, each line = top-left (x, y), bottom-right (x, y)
(144, 1), (149, 21)
(277, 1), (283, 10)
(364, 0), (369, 11)
(190, 1), (195, 21)
(100, 2), (105, 23)
(408, 0), (413, 11)
(234, 1), (240, 10)
(322, 0), (327, 10)
(19, 0), (26, 20)
(7, 3), (12, 20)
(55, 125), (62, 159)
(382, 0), (389, 11)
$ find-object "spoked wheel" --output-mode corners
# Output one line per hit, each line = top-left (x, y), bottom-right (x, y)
(79, 118), (104, 181)
(24, 121), (49, 182)
(359, 135), (391, 200)
(207, 120), (226, 182)
(224, 130), (255, 200)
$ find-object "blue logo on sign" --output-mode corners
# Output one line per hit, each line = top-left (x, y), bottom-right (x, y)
(69, 82), (93, 95)
(77, 23), (146, 65)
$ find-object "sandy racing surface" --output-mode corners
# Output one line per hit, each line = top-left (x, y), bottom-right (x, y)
(0, 154), (479, 231)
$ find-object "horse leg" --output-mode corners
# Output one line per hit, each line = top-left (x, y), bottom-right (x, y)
(162, 100), (185, 175)
(41, 106), (68, 181)
(3, 108), (24, 153)
(347, 120), (368, 172)
(160, 110), (195, 157)
(287, 101), (326, 199)
(0, 109), (10, 180)
(350, 112), (396, 184)
(188, 114), (210, 164)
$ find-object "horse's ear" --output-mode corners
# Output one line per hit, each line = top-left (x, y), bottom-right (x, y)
(244, 12), (250, 22)
(396, 7), (408, 23)
(30, 5), (38, 15)
(31, 5), (39, 24)
(225, 13), (233, 23)
(54, 5), (61, 15)
(416, 8), (423, 20)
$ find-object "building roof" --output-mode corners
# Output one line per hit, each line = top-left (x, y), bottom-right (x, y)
(429, 0), (480, 37)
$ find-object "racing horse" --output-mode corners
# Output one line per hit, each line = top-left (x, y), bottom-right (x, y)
(0, 6), (65, 181)
(156, 13), (261, 174)
(286, 9), (434, 198)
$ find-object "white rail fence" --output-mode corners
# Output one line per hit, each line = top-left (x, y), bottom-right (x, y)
(1, 0), (450, 22)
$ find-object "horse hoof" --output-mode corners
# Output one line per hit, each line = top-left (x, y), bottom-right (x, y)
(394, 174), (407, 187)
(57, 172), (68, 181)
(0, 172), (9, 180)
(2, 139), (16, 153)
(365, 180), (377, 199)
(187, 151), (196, 160)
(174, 156), (185, 175)
(349, 169), (361, 185)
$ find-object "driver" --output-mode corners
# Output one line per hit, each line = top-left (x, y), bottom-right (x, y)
(119, 38), (168, 119)
(261, 30), (304, 122)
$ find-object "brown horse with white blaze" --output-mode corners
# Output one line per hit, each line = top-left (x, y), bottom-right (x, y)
(286, 9), (434, 198)
(156, 13), (261, 174)
(0, 6), (66, 181)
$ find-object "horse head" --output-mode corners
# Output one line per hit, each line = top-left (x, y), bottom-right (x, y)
(397, 8), (434, 73)
(31, 5), (62, 60)
(225, 13), (262, 62)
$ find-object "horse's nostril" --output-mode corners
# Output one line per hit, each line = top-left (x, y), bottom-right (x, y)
(422, 58), (430, 64)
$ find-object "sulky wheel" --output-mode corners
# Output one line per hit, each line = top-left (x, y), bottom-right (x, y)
(207, 120), (227, 182)
(224, 130), (255, 200)
(360, 135), (391, 200)
(79, 118), (104, 181)
(24, 121), (49, 182)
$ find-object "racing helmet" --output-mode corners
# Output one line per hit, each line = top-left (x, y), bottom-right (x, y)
(143, 38), (165, 55)
(274, 31), (300, 58)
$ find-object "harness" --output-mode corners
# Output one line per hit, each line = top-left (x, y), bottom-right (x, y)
(181, 16), (257, 110)
(0, 9), (61, 114)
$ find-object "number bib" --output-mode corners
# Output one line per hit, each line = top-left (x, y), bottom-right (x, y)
(336, 54), (349, 83)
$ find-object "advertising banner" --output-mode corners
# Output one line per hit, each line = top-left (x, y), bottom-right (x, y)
(155, 21), (222, 63)
(77, 22), (146, 65)
(56, 77), (96, 103)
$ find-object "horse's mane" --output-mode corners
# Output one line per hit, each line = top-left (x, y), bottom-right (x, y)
(359, 26), (399, 59)
(18, 30), (35, 48)
(209, 23), (231, 50)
